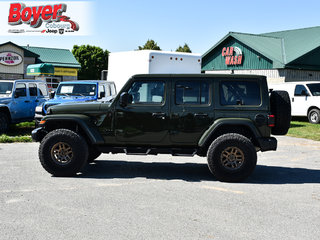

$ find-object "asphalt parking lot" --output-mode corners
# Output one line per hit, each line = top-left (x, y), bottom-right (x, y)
(0, 136), (319, 240)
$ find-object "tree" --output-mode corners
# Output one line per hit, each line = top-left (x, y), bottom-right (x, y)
(138, 39), (161, 50)
(176, 43), (192, 53)
(72, 45), (109, 80)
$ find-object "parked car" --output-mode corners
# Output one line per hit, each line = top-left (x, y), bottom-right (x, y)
(34, 80), (117, 125)
(270, 81), (320, 123)
(32, 74), (291, 182)
(0, 79), (49, 134)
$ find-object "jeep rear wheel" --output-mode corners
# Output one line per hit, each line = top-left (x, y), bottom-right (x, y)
(207, 133), (257, 182)
(39, 129), (88, 176)
(308, 108), (320, 124)
(270, 90), (291, 135)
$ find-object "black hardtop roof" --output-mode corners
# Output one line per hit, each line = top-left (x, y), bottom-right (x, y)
(131, 74), (266, 79)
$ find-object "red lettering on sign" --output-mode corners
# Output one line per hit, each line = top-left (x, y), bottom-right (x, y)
(221, 46), (243, 66)
(42, 5), (52, 21)
(8, 3), (66, 28)
(229, 47), (234, 56)
(225, 56), (231, 65)
(222, 47), (226, 57)
(21, 7), (32, 22)
(8, 3), (22, 23)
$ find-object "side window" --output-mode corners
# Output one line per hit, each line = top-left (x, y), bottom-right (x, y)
(175, 81), (209, 105)
(38, 83), (48, 96)
(29, 83), (37, 97)
(128, 81), (165, 104)
(294, 85), (308, 96)
(98, 85), (105, 98)
(220, 81), (261, 106)
(15, 83), (27, 97)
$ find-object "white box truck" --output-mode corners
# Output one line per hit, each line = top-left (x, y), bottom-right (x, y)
(107, 50), (202, 91)
(270, 81), (320, 123)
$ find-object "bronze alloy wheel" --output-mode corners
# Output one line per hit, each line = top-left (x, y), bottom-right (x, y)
(50, 142), (74, 165)
(220, 146), (245, 170)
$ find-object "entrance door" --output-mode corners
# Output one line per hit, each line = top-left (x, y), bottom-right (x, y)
(11, 82), (32, 121)
(115, 80), (168, 144)
(170, 79), (213, 144)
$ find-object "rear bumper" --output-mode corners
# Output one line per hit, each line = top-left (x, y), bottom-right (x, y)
(31, 127), (47, 142)
(257, 137), (277, 152)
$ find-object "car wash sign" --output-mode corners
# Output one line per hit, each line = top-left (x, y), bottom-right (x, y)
(222, 46), (243, 65)
(0, 52), (23, 66)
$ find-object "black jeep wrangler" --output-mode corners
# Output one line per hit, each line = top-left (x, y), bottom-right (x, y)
(32, 74), (291, 182)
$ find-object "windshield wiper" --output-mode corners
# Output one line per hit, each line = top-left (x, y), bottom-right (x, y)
(73, 93), (86, 97)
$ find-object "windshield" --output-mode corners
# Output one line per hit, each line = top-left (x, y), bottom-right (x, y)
(307, 83), (320, 96)
(0, 82), (13, 96)
(56, 84), (97, 96)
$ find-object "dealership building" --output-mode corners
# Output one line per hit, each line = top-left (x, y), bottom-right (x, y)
(0, 41), (80, 89)
(202, 26), (320, 83)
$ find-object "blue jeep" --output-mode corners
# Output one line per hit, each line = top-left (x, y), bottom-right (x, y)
(0, 79), (49, 134)
(34, 80), (117, 125)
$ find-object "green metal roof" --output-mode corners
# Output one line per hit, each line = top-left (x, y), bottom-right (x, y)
(22, 46), (81, 68)
(203, 26), (320, 69)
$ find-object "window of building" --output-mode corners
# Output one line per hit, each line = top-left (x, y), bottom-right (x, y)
(29, 83), (37, 96)
(175, 81), (209, 105)
(128, 81), (165, 104)
(220, 81), (261, 106)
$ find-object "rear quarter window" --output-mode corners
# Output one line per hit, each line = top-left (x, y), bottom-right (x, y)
(220, 81), (261, 106)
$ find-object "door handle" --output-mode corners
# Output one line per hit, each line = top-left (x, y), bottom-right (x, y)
(24, 100), (30, 103)
(152, 112), (166, 119)
(194, 113), (208, 117)
(35, 100), (39, 102)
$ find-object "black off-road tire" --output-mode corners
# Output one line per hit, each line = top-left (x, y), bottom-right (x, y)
(88, 146), (102, 163)
(308, 108), (320, 124)
(39, 129), (88, 176)
(270, 90), (291, 135)
(0, 112), (9, 134)
(207, 133), (257, 182)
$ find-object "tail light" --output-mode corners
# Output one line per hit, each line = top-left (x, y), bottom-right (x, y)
(268, 115), (275, 127)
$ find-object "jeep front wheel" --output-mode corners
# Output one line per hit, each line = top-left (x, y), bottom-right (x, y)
(39, 129), (88, 176)
(207, 133), (257, 182)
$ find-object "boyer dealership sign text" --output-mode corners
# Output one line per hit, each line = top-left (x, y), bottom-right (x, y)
(8, 2), (79, 31)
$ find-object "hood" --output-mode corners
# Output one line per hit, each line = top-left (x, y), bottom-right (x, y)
(49, 101), (111, 114)
(0, 97), (11, 105)
(48, 95), (96, 105)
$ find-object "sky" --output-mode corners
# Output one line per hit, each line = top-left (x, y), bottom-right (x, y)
(0, 0), (319, 54)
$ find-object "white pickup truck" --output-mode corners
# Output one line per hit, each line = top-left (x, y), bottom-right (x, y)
(270, 81), (320, 123)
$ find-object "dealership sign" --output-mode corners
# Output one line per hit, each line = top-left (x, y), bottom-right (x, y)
(222, 47), (243, 65)
(0, 52), (23, 66)
(5, 2), (83, 35)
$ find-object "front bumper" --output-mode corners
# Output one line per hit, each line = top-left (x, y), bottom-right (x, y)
(257, 137), (277, 152)
(31, 127), (48, 142)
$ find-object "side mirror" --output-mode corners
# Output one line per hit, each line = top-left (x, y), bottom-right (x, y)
(119, 92), (132, 107)
(99, 92), (106, 99)
(50, 91), (55, 99)
(14, 92), (19, 98)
